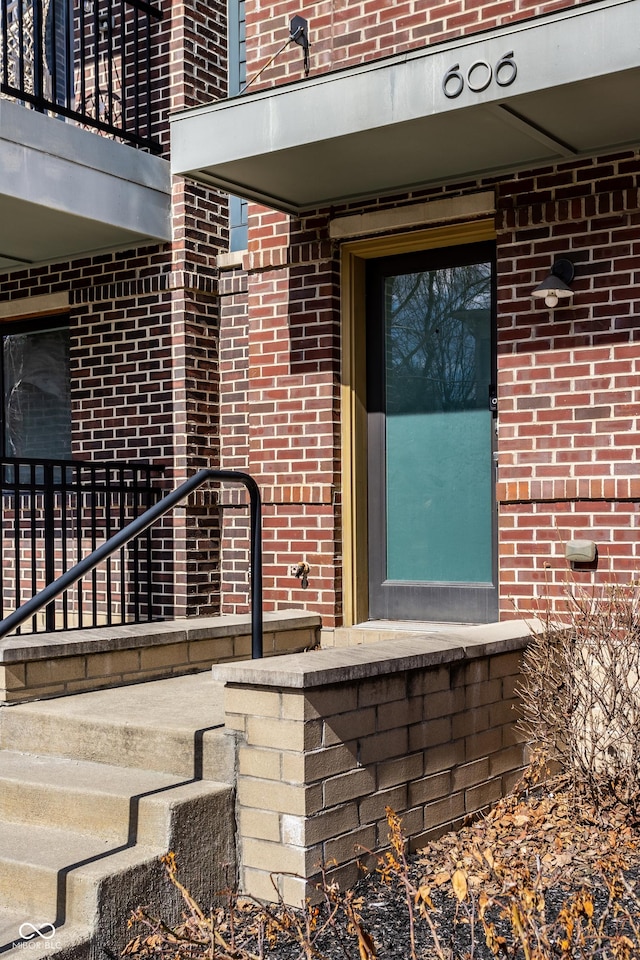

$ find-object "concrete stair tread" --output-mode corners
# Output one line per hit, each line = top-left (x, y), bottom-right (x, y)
(3, 673), (226, 729)
(0, 749), (186, 796)
(0, 818), (160, 869)
(0, 907), (90, 959)
(0, 750), (210, 839)
(0, 818), (165, 921)
(0, 671), (238, 955)
(0, 776), (234, 919)
(0, 673), (234, 779)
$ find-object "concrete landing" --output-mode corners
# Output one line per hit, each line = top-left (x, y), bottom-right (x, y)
(0, 672), (231, 779)
(326, 618), (515, 646)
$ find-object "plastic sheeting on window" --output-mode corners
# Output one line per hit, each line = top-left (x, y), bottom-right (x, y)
(3, 327), (71, 458)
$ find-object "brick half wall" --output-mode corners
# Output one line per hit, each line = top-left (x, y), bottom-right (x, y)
(212, 620), (531, 906)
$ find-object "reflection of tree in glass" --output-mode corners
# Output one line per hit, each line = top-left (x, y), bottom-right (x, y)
(385, 262), (491, 414)
(3, 329), (71, 458)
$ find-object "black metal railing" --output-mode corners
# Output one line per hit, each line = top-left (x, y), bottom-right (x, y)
(0, 0), (163, 152)
(0, 468), (264, 659)
(1, 457), (163, 633)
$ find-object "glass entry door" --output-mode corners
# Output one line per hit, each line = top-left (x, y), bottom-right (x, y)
(366, 242), (498, 622)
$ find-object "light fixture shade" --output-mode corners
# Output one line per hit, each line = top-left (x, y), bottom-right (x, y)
(532, 258), (575, 308)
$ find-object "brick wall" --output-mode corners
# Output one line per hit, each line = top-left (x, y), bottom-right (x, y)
(244, 0), (591, 92)
(230, 0), (606, 627)
(141, 0), (640, 628)
(219, 147), (640, 627)
(170, 0), (228, 113)
(0, 0), (233, 623)
(496, 152), (640, 616)
(231, 235), (342, 623)
(219, 263), (251, 610)
(0, 261), (226, 620)
(170, 0), (229, 274)
(214, 623), (529, 906)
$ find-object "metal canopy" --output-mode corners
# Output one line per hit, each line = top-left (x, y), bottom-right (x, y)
(0, 99), (171, 270)
(170, 0), (640, 215)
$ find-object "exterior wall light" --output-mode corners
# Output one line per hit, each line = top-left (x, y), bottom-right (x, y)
(532, 258), (575, 308)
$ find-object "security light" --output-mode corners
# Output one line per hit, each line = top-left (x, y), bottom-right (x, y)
(532, 258), (575, 308)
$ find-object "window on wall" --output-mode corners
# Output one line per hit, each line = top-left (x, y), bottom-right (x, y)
(228, 0), (248, 252)
(1, 318), (71, 460)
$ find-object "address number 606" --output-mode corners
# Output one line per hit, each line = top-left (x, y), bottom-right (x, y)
(443, 52), (517, 99)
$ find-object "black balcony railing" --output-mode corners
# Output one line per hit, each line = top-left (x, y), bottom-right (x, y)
(0, 0), (163, 152)
(1, 457), (163, 634)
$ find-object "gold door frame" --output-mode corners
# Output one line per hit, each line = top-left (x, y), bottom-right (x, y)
(340, 218), (496, 626)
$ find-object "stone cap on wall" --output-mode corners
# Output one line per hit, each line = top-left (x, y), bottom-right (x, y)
(0, 610), (321, 664)
(212, 619), (537, 689)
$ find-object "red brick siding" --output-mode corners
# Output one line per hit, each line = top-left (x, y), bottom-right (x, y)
(170, 0), (228, 113)
(0, 0), (230, 623)
(170, 0), (230, 272)
(0, 254), (227, 620)
(244, 249), (341, 621)
(218, 264), (252, 612)
(170, 284), (223, 618)
(70, 275), (175, 464)
(235, 0), (640, 630)
(244, 0), (591, 92)
(260, 500), (340, 622)
(238, 0), (616, 631)
(496, 152), (640, 616)
(222, 150), (640, 627)
(219, 266), (250, 472)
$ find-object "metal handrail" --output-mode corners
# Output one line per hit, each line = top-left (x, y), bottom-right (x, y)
(0, 469), (264, 658)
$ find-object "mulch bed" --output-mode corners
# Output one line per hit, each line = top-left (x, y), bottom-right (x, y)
(125, 775), (640, 959)
(343, 781), (640, 959)
(252, 777), (640, 959)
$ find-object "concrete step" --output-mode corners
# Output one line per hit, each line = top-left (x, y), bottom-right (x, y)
(0, 906), (90, 960)
(0, 820), (153, 917)
(0, 672), (239, 960)
(0, 672), (235, 781)
(0, 775), (235, 956)
(0, 751), (183, 840)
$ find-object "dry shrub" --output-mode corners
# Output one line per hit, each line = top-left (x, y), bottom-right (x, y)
(517, 580), (640, 808)
(123, 851), (377, 960)
(124, 806), (640, 960)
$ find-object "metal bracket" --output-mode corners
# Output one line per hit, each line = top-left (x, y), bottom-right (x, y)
(292, 560), (310, 589)
(290, 15), (310, 77)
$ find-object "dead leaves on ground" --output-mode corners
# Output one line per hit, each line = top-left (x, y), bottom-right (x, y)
(416, 777), (640, 901)
(124, 791), (640, 960)
(410, 782), (640, 960)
